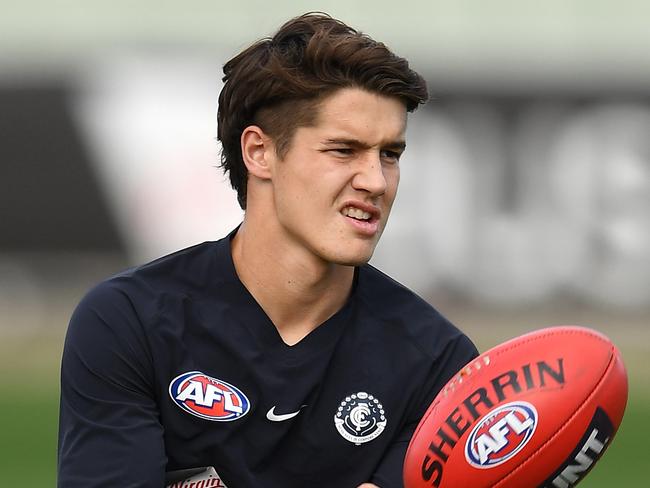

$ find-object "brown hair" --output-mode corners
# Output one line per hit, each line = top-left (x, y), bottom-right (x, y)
(217, 12), (428, 209)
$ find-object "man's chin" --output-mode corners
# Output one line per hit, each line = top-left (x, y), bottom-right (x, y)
(331, 249), (375, 267)
(316, 236), (380, 266)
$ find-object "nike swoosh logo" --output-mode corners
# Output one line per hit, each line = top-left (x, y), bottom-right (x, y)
(266, 406), (306, 422)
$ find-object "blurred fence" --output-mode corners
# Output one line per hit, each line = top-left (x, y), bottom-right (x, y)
(2, 2), (650, 329)
(2, 56), (649, 319)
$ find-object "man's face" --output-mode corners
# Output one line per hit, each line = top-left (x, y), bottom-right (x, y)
(268, 87), (407, 266)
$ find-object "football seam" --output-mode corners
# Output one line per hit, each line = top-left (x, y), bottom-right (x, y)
(490, 328), (609, 359)
(439, 328), (607, 400)
(488, 343), (617, 488)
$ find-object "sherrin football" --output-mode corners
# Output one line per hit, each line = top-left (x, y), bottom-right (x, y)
(403, 326), (628, 488)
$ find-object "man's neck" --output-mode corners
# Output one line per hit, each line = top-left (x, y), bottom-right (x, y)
(230, 221), (355, 346)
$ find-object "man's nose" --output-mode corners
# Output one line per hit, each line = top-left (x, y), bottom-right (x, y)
(351, 153), (388, 196)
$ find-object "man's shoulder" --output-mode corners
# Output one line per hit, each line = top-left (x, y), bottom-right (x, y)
(125, 239), (227, 286)
(76, 238), (232, 320)
(357, 264), (475, 359)
(105, 238), (228, 293)
(357, 263), (442, 321)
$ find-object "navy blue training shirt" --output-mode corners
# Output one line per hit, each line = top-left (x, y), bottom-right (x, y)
(58, 230), (477, 487)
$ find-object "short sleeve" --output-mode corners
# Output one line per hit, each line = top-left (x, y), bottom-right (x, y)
(58, 282), (166, 487)
(370, 334), (479, 487)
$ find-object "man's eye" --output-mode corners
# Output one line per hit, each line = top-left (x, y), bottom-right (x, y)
(380, 150), (401, 163)
(330, 148), (354, 156)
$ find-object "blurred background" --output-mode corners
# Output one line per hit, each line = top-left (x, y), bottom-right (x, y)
(1, 0), (647, 485)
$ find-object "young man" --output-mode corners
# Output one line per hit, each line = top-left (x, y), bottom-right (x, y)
(58, 13), (477, 488)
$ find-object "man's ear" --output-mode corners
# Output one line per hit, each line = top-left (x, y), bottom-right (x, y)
(241, 125), (273, 180)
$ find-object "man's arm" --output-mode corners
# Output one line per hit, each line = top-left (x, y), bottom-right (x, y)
(370, 334), (478, 487)
(58, 282), (166, 486)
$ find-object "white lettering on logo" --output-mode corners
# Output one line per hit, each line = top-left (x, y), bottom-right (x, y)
(176, 380), (205, 404)
(201, 383), (224, 407)
(551, 429), (608, 488)
(476, 411), (534, 464)
(176, 380), (242, 413)
(221, 390), (243, 414)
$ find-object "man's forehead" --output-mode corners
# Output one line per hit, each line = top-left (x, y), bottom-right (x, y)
(311, 89), (408, 143)
(316, 87), (407, 113)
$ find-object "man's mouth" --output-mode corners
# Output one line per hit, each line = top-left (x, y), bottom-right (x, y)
(341, 206), (373, 221)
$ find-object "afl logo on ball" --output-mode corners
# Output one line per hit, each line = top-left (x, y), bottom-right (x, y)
(465, 401), (538, 468)
(169, 371), (250, 422)
(334, 391), (387, 445)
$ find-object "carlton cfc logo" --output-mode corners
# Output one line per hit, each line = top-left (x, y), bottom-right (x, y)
(334, 391), (387, 445)
(465, 401), (538, 468)
(169, 371), (250, 422)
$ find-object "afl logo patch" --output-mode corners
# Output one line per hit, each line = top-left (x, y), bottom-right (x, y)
(465, 401), (538, 468)
(334, 391), (387, 445)
(169, 371), (250, 422)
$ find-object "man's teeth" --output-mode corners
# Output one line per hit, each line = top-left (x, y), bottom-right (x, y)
(342, 207), (372, 220)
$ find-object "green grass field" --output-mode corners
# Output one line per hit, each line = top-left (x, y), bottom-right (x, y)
(1, 307), (647, 486)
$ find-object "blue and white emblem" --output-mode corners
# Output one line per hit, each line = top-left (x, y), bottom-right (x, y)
(168, 371), (250, 422)
(465, 401), (538, 468)
(334, 391), (387, 445)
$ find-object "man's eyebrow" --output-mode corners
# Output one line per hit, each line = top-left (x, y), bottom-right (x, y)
(322, 138), (406, 150)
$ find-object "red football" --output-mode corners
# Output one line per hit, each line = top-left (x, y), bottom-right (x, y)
(403, 326), (628, 488)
